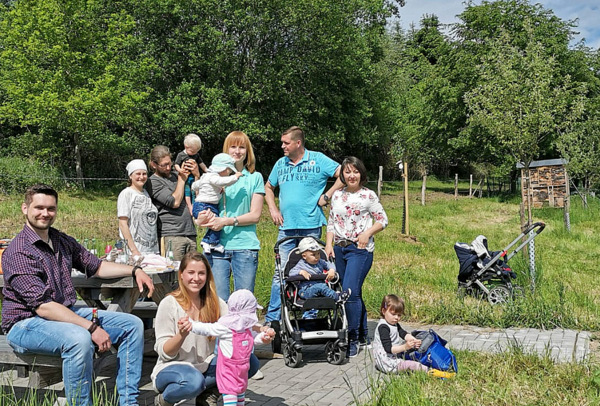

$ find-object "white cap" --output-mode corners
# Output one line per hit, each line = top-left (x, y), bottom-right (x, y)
(126, 159), (147, 176)
(298, 237), (323, 253)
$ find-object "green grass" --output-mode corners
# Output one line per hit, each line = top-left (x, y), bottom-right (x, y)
(1, 182), (598, 405)
(356, 349), (599, 406)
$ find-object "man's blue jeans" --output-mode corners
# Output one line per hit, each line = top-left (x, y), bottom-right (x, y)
(264, 227), (322, 323)
(155, 353), (259, 403)
(7, 308), (144, 406)
(206, 249), (259, 302)
(334, 244), (373, 343)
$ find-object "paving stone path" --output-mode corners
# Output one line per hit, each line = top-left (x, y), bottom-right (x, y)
(137, 320), (591, 406)
(0, 321), (591, 406)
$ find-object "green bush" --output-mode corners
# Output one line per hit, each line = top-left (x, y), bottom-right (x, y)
(0, 157), (65, 194)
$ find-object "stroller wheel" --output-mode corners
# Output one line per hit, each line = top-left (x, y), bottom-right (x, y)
(283, 340), (303, 368)
(487, 285), (511, 305)
(326, 341), (347, 365)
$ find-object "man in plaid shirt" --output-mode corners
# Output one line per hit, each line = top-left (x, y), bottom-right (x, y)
(1, 184), (155, 406)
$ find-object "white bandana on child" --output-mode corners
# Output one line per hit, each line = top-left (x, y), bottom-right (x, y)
(218, 289), (262, 332)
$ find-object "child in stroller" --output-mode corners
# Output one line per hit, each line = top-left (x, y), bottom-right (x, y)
(454, 222), (545, 304)
(289, 237), (351, 304)
(270, 236), (349, 367)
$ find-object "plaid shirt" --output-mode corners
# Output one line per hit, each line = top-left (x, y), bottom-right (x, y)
(1, 225), (102, 333)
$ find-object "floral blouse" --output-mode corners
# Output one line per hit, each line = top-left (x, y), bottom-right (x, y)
(327, 187), (388, 252)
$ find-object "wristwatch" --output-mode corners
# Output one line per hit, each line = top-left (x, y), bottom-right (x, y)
(322, 194), (330, 204)
(232, 217), (239, 226)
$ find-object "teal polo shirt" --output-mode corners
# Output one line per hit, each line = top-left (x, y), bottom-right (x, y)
(218, 169), (265, 250)
(268, 149), (339, 230)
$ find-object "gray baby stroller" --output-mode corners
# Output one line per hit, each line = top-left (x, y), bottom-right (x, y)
(270, 236), (348, 367)
(454, 222), (545, 304)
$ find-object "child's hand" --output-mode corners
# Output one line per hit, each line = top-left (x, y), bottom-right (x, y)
(174, 164), (182, 172)
(405, 338), (421, 350)
(177, 316), (192, 336)
(235, 172), (244, 179)
(261, 328), (276, 343)
(300, 270), (311, 280)
(325, 269), (336, 281)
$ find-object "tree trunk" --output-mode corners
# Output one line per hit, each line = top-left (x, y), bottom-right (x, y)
(73, 133), (85, 188)
(421, 174), (426, 206)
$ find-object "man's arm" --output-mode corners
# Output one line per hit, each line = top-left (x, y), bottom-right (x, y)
(318, 166), (344, 207)
(148, 172), (188, 209)
(94, 261), (155, 298)
(265, 181), (284, 226)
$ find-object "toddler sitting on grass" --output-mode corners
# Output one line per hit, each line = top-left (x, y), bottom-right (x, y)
(372, 294), (455, 379)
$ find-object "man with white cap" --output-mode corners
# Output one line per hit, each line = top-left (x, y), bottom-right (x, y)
(117, 158), (160, 257)
(191, 153), (243, 254)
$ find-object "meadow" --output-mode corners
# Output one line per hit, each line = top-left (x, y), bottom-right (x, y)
(0, 180), (598, 404)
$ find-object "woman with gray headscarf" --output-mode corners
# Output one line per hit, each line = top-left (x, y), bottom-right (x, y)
(117, 159), (160, 257)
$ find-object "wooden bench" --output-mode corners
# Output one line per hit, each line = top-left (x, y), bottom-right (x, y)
(0, 330), (156, 389)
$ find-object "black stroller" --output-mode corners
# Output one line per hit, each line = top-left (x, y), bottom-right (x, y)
(454, 222), (545, 304)
(270, 236), (348, 367)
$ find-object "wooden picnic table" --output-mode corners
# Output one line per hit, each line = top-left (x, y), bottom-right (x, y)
(0, 267), (178, 316)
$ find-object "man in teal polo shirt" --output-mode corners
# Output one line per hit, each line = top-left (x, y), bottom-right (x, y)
(264, 126), (343, 325)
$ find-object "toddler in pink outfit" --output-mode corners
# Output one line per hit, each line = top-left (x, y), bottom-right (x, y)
(182, 289), (274, 406)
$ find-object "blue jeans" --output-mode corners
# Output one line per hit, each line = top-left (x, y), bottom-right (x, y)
(298, 281), (337, 300)
(334, 244), (373, 342)
(206, 249), (259, 302)
(193, 202), (221, 245)
(155, 353), (259, 403)
(265, 227), (322, 322)
(7, 308), (144, 406)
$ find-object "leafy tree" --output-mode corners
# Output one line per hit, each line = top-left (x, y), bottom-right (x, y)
(0, 0), (154, 183)
(464, 24), (585, 223)
(449, 0), (578, 173)
(555, 48), (600, 204)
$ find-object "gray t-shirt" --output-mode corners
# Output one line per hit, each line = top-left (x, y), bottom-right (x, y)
(145, 173), (197, 237)
(117, 187), (160, 254)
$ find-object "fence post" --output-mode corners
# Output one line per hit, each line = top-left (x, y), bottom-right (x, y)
(454, 174), (458, 200)
(377, 166), (383, 199)
(469, 174), (473, 198)
(402, 161), (409, 236)
(563, 196), (571, 232)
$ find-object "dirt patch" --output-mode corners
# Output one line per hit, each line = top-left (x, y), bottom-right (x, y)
(401, 235), (420, 244)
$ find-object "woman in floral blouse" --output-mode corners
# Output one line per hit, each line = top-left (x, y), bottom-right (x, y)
(325, 156), (388, 358)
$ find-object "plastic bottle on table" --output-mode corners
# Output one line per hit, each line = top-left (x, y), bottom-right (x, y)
(166, 240), (174, 262)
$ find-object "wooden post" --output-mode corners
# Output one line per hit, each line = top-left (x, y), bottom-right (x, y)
(377, 166), (383, 199)
(454, 174), (458, 200)
(402, 161), (409, 236)
(469, 174), (473, 198)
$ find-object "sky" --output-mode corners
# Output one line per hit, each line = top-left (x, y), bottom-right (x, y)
(396, 0), (600, 50)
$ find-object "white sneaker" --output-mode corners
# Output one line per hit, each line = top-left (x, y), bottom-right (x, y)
(211, 244), (225, 253)
(200, 242), (211, 254)
(251, 369), (264, 380)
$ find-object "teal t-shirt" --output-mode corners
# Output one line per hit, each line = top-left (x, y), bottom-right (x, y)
(218, 168), (265, 250)
(268, 149), (339, 230)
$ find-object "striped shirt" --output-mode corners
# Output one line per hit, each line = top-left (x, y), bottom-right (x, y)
(1, 225), (102, 333)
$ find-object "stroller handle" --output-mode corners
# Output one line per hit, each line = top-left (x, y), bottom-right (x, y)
(522, 222), (545, 235)
(273, 235), (327, 252)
